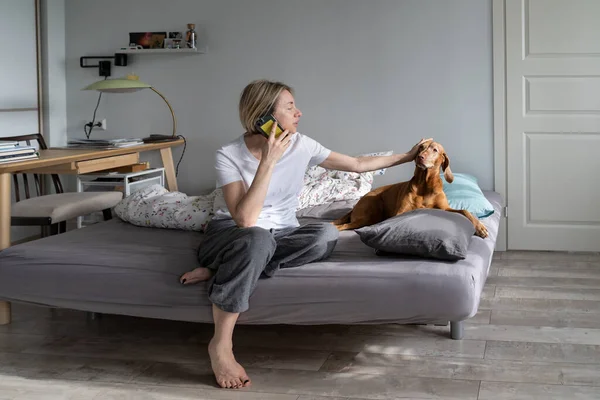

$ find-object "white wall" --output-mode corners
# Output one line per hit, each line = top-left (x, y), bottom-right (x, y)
(41, 0), (68, 148)
(65, 0), (493, 195)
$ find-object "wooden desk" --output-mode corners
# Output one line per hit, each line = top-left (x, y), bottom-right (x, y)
(0, 139), (184, 251)
(0, 139), (183, 324)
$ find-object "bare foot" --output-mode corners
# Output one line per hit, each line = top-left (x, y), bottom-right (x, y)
(180, 267), (213, 285)
(208, 338), (251, 389)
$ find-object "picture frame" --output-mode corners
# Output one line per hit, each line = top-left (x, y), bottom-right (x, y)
(129, 32), (167, 49)
(163, 38), (183, 49)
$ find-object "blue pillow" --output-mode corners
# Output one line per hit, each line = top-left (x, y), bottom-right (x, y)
(441, 173), (494, 219)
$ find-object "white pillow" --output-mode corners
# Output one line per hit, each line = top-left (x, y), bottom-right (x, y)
(297, 150), (393, 209)
(113, 184), (221, 232)
(114, 150), (394, 229)
(357, 150), (394, 176)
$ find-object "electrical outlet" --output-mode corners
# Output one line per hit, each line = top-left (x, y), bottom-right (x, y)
(84, 118), (107, 131)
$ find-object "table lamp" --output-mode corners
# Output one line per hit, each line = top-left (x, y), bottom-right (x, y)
(82, 74), (176, 141)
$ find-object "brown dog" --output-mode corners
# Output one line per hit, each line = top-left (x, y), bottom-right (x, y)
(332, 140), (489, 238)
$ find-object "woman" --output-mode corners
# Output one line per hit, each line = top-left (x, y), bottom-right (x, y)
(180, 79), (430, 389)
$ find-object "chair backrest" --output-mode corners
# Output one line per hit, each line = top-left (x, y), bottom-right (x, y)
(2, 133), (64, 202)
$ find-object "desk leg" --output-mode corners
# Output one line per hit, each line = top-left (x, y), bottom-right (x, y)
(160, 148), (178, 191)
(0, 172), (12, 325)
(0, 303), (9, 326)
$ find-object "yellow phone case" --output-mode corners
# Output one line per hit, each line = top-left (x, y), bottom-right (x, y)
(257, 115), (284, 138)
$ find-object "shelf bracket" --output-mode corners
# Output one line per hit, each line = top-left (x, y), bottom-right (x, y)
(80, 54), (128, 77)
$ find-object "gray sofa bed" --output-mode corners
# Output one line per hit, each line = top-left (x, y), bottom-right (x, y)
(0, 191), (502, 340)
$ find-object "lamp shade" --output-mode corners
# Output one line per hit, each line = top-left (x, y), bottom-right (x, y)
(82, 76), (152, 93)
(82, 74), (177, 138)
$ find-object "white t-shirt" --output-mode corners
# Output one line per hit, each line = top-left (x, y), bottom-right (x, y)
(211, 132), (331, 229)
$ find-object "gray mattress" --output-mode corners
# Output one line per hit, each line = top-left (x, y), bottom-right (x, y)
(0, 191), (503, 326)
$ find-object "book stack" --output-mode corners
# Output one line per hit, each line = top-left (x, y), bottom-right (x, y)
(0, 141), (39, 164)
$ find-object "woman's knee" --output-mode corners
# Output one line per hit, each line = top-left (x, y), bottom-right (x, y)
(306, 223), (339, 261)
(232, 226), (277, 262)
(315, 222), (340, 243)
(242, 226), (276, 248)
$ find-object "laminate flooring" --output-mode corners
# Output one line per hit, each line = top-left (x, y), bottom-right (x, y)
(1, 250), (599, 399)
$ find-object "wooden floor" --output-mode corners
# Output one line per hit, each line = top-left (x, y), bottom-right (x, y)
(1, 250), (600, 399)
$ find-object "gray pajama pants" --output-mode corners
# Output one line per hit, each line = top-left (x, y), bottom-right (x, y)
(196, 218), (339, 313)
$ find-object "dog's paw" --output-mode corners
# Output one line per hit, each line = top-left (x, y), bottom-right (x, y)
(475, 222), (488, 238)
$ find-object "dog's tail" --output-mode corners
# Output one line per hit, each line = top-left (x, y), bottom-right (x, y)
(332, 211), (352, 226)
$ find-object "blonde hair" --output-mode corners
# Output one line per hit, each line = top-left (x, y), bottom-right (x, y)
(239, 79), (294, 134)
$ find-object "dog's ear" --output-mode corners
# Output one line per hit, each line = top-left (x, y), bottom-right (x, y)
(442, 153), (454, 183)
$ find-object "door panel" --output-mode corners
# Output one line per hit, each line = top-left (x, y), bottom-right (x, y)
(527, 133), (600, 223)
(506, 0), (600, 251)
(0, 110), (40, 136)
(0, 1), (39, 111)
(527, 77), (600, 113)
(527, 0), (600, 55)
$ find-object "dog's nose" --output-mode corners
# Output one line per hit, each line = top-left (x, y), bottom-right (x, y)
(418, 155), (425, 161)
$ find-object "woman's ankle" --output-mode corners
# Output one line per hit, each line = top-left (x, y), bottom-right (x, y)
(209, 336), (233, 351)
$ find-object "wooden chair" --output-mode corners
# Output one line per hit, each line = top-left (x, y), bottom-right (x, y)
(7, 134), (123, 237)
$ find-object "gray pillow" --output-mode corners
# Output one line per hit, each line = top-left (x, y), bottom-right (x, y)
(296, 199), (358, 220)
(355, 209), (476, 260)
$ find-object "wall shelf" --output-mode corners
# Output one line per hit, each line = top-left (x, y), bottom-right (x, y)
(115, 46), (207, 54)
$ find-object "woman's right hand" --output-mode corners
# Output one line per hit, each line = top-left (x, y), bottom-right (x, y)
(261, 122), (292, 166)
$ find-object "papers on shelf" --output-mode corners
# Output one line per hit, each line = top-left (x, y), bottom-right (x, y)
(66, 138), (144, 149)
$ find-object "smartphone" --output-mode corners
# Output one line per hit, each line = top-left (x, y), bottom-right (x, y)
(256, 114), (284, 138)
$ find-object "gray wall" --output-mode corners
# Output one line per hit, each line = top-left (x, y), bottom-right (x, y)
(65, 0), (493, 195)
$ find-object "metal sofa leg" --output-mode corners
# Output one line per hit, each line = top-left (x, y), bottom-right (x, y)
(450, 321), (464, 340)
(87, 312), (102, 320)
(0, 301), (11, 325)
(49, 223), (59, 236)
(102, 208), (112, 221)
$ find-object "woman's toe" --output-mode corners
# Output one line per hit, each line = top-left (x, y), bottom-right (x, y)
(179, 273), (189, 284)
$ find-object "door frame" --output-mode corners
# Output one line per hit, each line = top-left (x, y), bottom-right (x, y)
(492, 0), (507, 251)
(34, 0), (43, 138)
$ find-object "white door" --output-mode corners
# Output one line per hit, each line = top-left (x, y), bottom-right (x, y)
(0, 0), (41, 243)
(0, 0), (40, 136)
(505, 0), (600, 251)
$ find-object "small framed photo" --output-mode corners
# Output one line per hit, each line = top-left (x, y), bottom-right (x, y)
(168, 31), (183, 39)
(129, 32), (167, 49)
(163, 38), (183, 49)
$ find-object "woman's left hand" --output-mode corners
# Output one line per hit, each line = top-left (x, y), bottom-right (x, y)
(408, 138), (433, 160)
